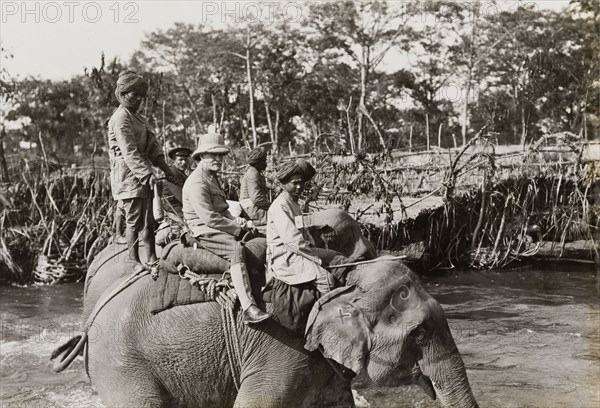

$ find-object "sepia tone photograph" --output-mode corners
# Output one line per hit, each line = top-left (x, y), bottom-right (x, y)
(1, 1), (598, 407)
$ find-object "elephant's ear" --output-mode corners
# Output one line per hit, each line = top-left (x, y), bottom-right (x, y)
(304, 286), (371, 376)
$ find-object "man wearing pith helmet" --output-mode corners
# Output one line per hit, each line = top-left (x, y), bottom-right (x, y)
(182, 133), (271, 324)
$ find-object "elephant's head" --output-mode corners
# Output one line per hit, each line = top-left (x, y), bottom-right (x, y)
(305, 258), (478, 408)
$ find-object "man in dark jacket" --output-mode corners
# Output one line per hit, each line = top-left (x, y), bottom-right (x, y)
(162, 147), (191, 218)
(155, 147), (191, 246)
(239, 147), (271, 226)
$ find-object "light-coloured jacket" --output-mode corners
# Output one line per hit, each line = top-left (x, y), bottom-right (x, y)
(182, 166), (242, 238)
(239, 166), (270, 225)
(108, 105), (163, 200)
(266, 191), (323, 285)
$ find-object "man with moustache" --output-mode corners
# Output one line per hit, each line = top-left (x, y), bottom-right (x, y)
(108, 70), (183, 273)
(182, 133), (271, 324)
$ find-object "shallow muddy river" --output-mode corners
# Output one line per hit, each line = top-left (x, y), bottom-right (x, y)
(1, 263), (598, 407)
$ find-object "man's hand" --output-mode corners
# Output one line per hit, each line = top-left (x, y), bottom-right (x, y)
(243, 220), (259, 236)
(234, 217), (246, 226)
(142, 173), (158, 188)
(165, 169), (186, 186)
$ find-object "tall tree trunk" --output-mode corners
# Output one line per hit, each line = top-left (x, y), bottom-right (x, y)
(426, 114), (430, 151)
(38, 131), (49, 173)
(0, 127), (10, 183)
(181, 83), (204, 132)
(358, 104), (389, 157)
(211, 93), (218, 131)
(512, 83), (519, 144)
(238, 85), (251, 149)
(461, 11), (477, 146)
(345, 97), (356, 154)
(461, 67), (473, 146)
(264, 98), (275, 149)
(162, 101), (166, 156)
(358, 47), (369, 150)
(274, 108), (280, 155)
(520, 104), (528, 146)
(245, 33), (257, 148)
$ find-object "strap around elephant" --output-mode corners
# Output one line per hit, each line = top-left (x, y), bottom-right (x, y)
(177, 263), (243, 390)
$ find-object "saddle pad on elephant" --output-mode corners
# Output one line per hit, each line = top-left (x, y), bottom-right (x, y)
(149, 270), (227, 314)
(159, 241), (230, 275)
(151, 238), (269, 314)
(159, 238), (267, 275)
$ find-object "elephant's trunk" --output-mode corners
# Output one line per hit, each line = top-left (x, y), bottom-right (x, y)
(419, 309), (478, 407)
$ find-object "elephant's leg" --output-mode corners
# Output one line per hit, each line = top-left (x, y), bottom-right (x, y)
(234, 380), (284, 408)
(93, 369), (172, 408)
(317, 369), (355, 407)
(233, 358), (350, 408)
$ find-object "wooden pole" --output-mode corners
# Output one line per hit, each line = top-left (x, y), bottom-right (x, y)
(452, 133), (458, 149)
(162, 100), (166, 156)
(0, 126), (10, 183)
(438, 123), (442, 148)
(38, 131), (49, 173)
(409, 125), (413, 152)
(426, 114), (430, 151)
(326, 255), (407, 269)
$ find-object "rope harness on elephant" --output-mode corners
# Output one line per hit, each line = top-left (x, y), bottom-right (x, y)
(177, 264), (243, 390)
(52, 268), (151, 373)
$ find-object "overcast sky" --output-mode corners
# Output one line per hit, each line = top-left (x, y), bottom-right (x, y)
(1, 1), (571, 81)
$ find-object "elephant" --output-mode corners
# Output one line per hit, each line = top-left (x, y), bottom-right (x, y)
(52, 209), (478, 407)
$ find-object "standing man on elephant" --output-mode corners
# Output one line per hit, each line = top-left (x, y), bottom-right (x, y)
(108, 70), (184, 273)
(182, 133), (271, 324)
(267, 159), (335, 295)
(239, 147), (271, 226)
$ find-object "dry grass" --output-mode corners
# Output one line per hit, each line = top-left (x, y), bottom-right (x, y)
(1, 133), (597, 283)
(1, 168), (115, 284)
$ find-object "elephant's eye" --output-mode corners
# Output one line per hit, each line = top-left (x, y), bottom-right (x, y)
(389, 314), (397, 324)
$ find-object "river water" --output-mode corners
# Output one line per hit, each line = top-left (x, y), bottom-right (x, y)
(1, 263), (598, 408)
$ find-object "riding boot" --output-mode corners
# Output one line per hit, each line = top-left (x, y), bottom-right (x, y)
(230, 263), (271, 324)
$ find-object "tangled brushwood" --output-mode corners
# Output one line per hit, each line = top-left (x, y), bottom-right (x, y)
(1, 132), (598, 284)
(353, 133), (600, 269)
(1, 168), (116, 284)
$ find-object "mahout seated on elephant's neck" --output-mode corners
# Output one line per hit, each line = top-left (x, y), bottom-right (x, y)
(153, 233), (355, 334)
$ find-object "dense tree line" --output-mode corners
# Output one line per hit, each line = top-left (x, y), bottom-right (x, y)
(1, 0), (597, 174)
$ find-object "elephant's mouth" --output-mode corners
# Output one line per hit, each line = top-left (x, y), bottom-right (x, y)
(359, 358), (437, 401)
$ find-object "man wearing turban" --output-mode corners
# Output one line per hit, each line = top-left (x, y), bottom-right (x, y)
(266, 159), (333, 294)
(108, 70), (184, 273)
(239, 147), (271, 226)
